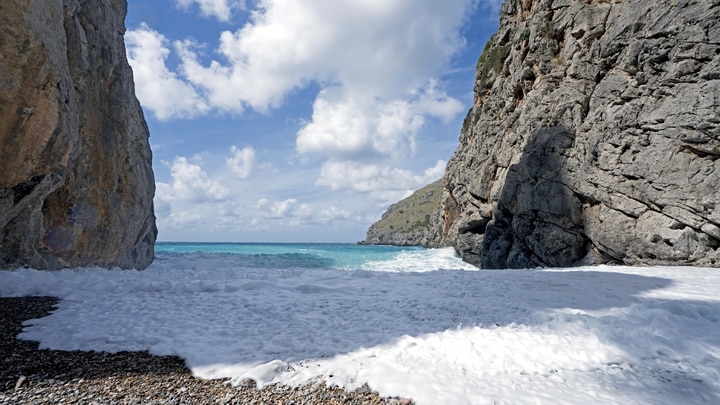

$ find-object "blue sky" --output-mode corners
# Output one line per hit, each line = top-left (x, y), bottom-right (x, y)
(124, 0), (501, 242)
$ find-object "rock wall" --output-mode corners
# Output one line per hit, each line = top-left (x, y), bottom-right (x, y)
(0, 0), (157, 269)
(435, 0), (720, 268)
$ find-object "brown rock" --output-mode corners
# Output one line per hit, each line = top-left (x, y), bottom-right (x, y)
(0, 0), (156, 269)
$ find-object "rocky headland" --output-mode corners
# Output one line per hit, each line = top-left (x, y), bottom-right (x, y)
(0, 0), (156, 269)
(366, 0), (720, 268)
(360, 180), (446, 246)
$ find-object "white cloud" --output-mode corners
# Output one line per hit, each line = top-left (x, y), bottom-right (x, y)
(132, 0), (473, 152)
(226, 145), (255, 178)
(316, 159), (446, 205)
(316, 160), (446, 193)
(156, 157), (229, 203)
(423, 159), (448, 180)
(132, 0), (483, 239)
(167, 0), (471, 197)
(151, 150), (368, 240)
(174, 0), (471, 110)
(414, 80), (466, 124)
(263, 199), (351, 226)
(270, 198), (298, 218)
(296, 83), (463, 160)
(125, 24), (208, 120)
(317, 206), (351, 223)
(175, 0), (245, 22)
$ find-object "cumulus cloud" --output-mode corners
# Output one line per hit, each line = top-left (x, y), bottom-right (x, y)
(226, 145), (255, 178)
(317, 160), (446, 193)
(156, 157), (229, 203)
(175, 0), (472, 110)
(152, 149), (363, 240)
(125, 24), (208, 120)
(270, 198), (298, 218)
(316, 159), (446, 205)
(296, 83), (463, 160)
(317, 206), (351, 223)
(172, 0), (472, 117)
(132, 0), (473, 147)
(263, 199), (351, 226)
(423, 159), (448, 180)
(131, 0), (481, 221)
(175, 0), (245, 22)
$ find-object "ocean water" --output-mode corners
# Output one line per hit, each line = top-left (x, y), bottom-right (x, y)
(154, 242), (478, 272)
(3, 243), (720, 404)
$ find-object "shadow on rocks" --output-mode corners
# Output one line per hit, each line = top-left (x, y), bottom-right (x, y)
(480, 125), (600, 269)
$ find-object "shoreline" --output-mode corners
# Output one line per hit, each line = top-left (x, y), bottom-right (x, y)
(0, 296), (411, 404)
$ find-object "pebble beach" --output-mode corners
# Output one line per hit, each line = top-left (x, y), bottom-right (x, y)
(0, 297), (412, 405)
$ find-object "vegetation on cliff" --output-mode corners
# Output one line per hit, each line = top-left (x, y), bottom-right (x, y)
(360, 179), (444, 246)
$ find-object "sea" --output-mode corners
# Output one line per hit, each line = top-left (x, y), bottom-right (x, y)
(154, 242), (478, 273)
(3, 242), (720, 404)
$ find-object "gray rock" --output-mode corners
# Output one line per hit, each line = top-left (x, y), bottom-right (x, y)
(431, 0), (719, 268)
(0, 0), (156, 269)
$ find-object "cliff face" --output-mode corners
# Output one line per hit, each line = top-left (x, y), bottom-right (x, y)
(360, 180), (446, 246)
(434, 0), (720, 268)
(0, 0), (157, 269)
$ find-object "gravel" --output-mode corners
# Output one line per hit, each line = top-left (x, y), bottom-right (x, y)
(0, 296), (413, 404)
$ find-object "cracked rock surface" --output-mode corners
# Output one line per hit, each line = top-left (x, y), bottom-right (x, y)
(0, 0), (156, 269)
(431, 0), (720, 268)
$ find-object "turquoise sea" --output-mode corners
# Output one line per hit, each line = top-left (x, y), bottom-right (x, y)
(154, 242), (477, 272)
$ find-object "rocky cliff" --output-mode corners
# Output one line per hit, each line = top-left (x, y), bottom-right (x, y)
(0, 0), (157, 269)
(432, 0), (720, 268)
(360, 180), (445, 246)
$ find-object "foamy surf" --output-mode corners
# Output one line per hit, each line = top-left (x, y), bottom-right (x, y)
(1, 244), (719, 405)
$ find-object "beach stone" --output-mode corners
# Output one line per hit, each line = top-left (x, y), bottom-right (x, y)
(1, 296), (405, 404)
(13, 377), (26, 390)
(423, 0), (720, 267)
(0, 0), (156, 269)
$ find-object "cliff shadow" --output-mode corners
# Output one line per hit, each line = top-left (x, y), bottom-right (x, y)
(480, 125), (595, 269)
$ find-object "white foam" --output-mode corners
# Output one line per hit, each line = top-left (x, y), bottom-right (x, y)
(2, 257), (719, 404)
(361, 247), (477, 272)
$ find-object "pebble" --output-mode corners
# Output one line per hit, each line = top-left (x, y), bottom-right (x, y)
(14, 376), (26, 390)
(0, 296), (415, 404)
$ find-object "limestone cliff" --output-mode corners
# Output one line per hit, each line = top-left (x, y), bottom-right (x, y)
(360, 180), (446, 246)
(432, 0), (719, 268)
(0, 0), (157, 269)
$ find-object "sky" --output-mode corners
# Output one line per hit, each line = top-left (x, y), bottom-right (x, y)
(124, 0), (503, 242)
